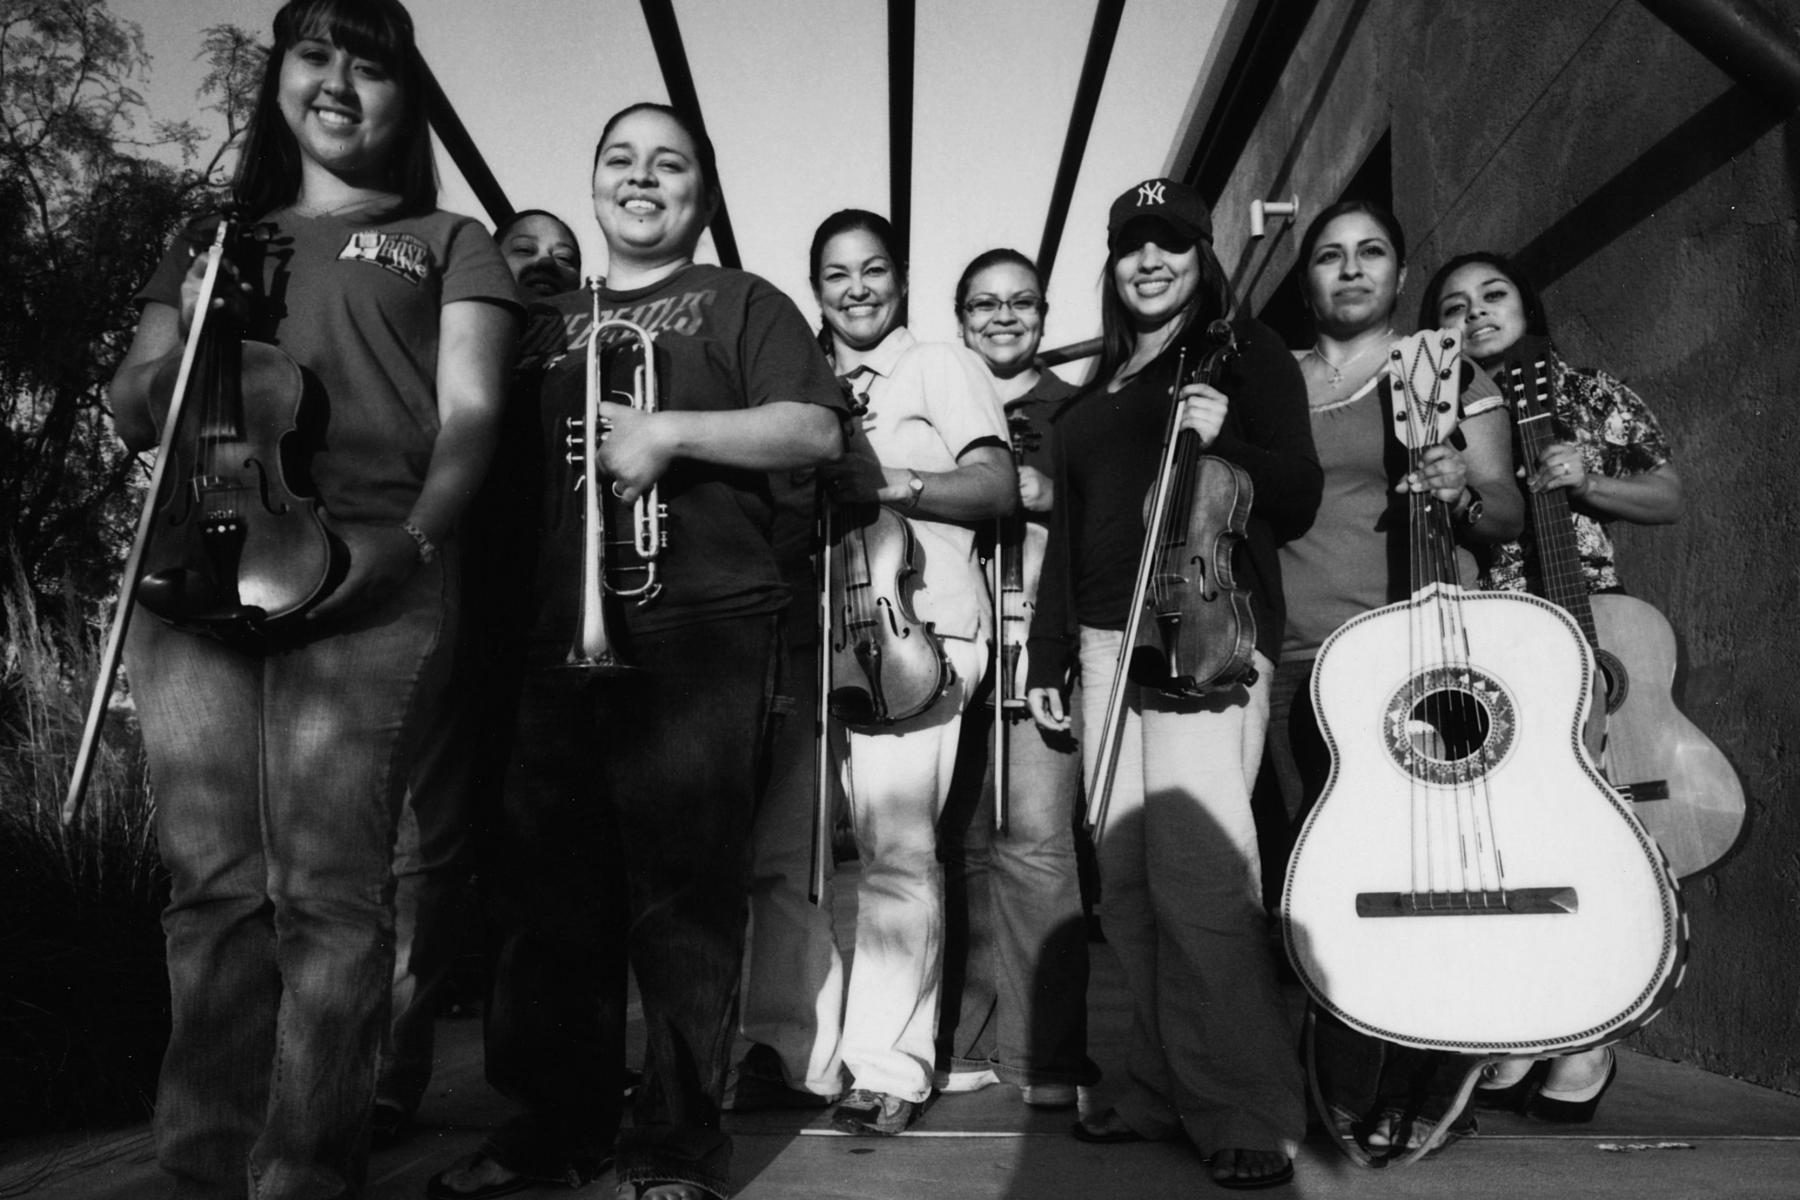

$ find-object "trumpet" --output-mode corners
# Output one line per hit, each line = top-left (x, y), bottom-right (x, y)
(564, 282), (667, 670)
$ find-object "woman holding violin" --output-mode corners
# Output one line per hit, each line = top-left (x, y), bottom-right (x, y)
(809, 209), (1016, 1136)
(933, 248), (1098, 1108)
(1420, 250), (1683, 1124)
(1025, 178), (1320, 1190)
(430, 104), (845, 1200)
(107, 1), (519, 1195)
(1264, 200), (1522, 1160)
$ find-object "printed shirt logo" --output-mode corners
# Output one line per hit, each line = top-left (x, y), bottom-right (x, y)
(337, 231), (432, 286)
(538, 288), (719, 371)
(1137, 181), (1166, 207)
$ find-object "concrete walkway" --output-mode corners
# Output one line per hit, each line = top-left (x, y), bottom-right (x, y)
(7, 875), (1799, 1199)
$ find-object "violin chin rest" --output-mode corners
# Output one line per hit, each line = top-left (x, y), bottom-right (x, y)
(137, 569), (265, 631)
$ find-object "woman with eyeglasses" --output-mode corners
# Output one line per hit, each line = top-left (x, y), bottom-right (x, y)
(1025, 179), (1321, 1190)
(931, 249), (1100, 1109)
(808, 209), (1018, 1136)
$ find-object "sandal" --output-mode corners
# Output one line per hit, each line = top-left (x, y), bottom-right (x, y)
(614, 1184), (706, 1200)
(426, 1152), (536, 1200)
(1070, 1107), (1146, 1144)
(1205, 1149), (1295, 1190)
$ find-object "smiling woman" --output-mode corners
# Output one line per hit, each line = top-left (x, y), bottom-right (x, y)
(104, 1), (521, 1197)
(1026, 177), (1320, 1191)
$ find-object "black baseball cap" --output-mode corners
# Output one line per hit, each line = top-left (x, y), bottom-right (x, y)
(1108, 178), (1213, 250)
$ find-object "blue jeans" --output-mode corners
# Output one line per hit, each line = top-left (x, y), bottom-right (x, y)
(483, 615), (778, 1200)
(936, 685), (1097, 1088)
(128, 546), (456, 1200)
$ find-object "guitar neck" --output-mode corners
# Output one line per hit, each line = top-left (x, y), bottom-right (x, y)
(1505, 357), (1599, 649)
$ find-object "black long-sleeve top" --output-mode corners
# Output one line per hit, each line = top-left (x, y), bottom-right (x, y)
(1024, 316), (1321, 691)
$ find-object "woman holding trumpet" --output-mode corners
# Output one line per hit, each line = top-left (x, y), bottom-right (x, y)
(433, 103), (844, 1200)
(1025, 179), (1319, 1189)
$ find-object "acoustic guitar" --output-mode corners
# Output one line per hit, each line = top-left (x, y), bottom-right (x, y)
(1281, 330), (1685, 1055)
(1496, 350), (1745, 879)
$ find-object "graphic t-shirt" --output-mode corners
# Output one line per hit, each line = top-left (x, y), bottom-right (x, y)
(522, 264), (847, 640)
(137, 207), (521, 525)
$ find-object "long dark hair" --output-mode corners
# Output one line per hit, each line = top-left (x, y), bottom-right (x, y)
(593, 102), (723, 210)
(233, 0), (436, 219)
(954, 247), (1041, 315)
(1417, 250), (1551, 339)
(808, 208), (909, 353)
(1095, 234), (1234, 384)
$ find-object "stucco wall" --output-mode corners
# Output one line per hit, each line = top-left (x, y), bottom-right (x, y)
(1217, 0), (1799, 1091)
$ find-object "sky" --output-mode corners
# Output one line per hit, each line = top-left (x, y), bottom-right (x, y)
(117, 0), (1235, 365)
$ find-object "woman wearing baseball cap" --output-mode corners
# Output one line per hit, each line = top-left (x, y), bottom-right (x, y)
(1025, 178), (1321, 1189)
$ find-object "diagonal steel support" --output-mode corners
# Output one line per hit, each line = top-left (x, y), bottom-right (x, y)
(640, 0), (742, 268)
(1036, 0), (1126, 288)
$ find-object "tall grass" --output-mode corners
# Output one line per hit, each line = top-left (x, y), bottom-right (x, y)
(0, 570), (169, 1134)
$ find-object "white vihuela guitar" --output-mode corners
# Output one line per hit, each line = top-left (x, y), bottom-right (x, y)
(1280, 329), (1686, 1056)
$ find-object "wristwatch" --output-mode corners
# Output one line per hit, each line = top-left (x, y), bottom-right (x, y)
(1456, 486), (1485, 528)
(901, 470), (925, 511)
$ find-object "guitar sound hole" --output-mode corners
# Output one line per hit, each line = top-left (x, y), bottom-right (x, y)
(1406, 688), (1491, 763)
(1383, 666), (1517, 785)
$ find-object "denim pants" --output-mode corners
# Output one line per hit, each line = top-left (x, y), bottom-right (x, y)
(935, 682), (1097, 1088)
(483, 615), (778, 1200)
(739, 637), (848, 1096)
(1077, 628), (1303, 1157)
(836, 637), (986, 1103)
(128, 548), (455, 1200)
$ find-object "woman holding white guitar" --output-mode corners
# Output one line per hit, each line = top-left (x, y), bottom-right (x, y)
(1264, 200), (1523, 1160)
(1422, 250), (1686, 1122)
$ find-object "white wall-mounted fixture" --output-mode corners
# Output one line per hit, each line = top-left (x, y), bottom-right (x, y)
(1250, 196), (1300, 239)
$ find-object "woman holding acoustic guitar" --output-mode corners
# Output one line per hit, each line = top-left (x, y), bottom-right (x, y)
(1262, 200), (1524, 1161)
(809, 209), (1017, 1136)
(1026, 178), (1321, 1190)
(107, 2), (520, 1195)
(1422, 250), (1684, 1121)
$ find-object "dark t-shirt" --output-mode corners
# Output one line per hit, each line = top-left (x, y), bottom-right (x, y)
(521, 264), (846, 643)
(1026, 318), (1322, 690)
(137, 208), (521, 525)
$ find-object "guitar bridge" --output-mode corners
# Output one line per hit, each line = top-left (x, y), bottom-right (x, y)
(1355, 887), (1578, 917)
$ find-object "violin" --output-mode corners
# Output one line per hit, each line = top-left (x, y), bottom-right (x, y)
(135, 213), (342, 641)
(994, 411), (1042, 712)
(824, 499), (953, 727)
(1125, 321), (1258, 695)
(63, 212), (341, 823)
(821, 375), (953, 728)
(988, 409), (1042, 833)
(1084, 320), (1257, 836)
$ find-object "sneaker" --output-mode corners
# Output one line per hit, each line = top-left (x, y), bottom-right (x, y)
(1020, 1083), (1078, 1109)
(932, 1066), (1000, 1093)
(832, 1088), (918, 1135)
(727, 1044), (836, 1112)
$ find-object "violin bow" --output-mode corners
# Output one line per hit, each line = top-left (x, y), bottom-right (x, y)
(63, 219), (233, 825)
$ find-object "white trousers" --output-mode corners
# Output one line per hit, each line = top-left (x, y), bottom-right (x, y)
(836, 637), (987, 1102)
(1078, 628), (1303, 1156)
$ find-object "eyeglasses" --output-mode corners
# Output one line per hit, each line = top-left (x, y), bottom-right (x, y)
(962, 294), (1045, 321)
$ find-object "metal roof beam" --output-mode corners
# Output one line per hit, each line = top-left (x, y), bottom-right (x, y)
(640, 0), (742, 268)
(1035, 0), (1126, 287)
(888, 0), (916, 265)
(419, 54), (512, 225)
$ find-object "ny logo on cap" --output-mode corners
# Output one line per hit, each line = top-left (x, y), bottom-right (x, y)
(1137, 181), (1166, 207)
